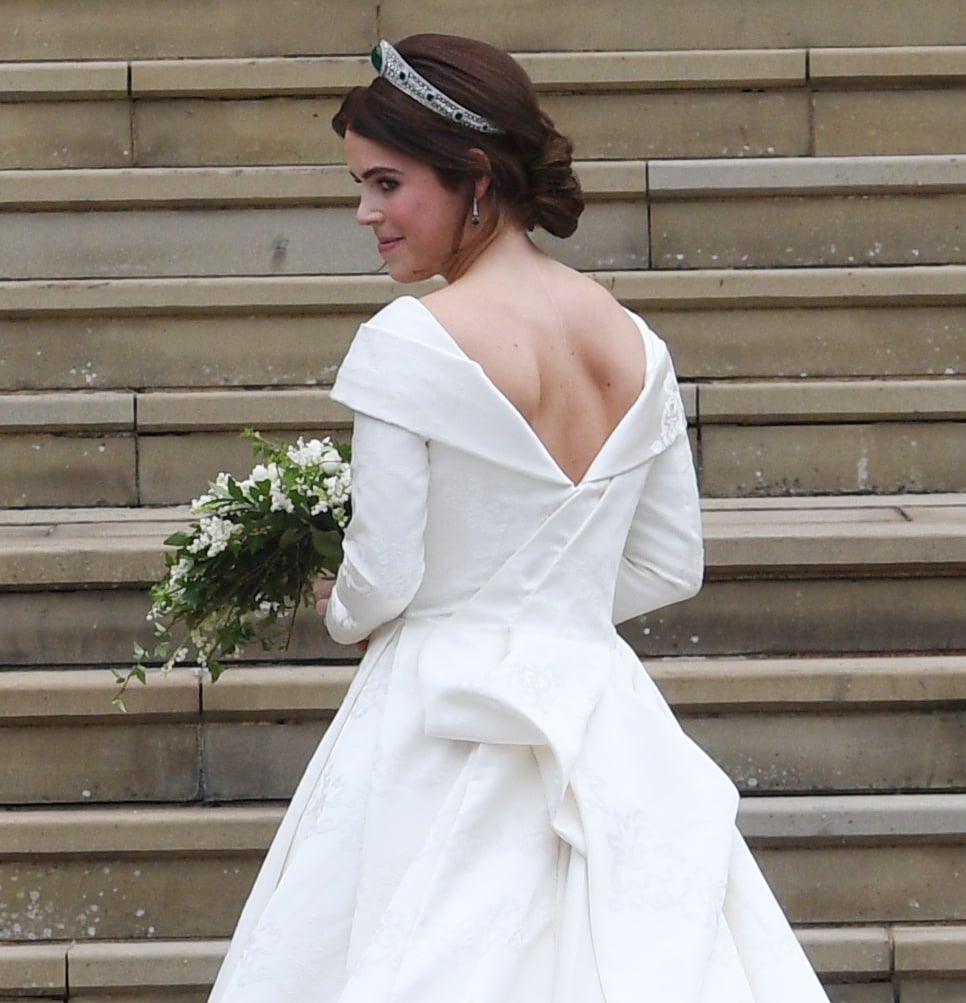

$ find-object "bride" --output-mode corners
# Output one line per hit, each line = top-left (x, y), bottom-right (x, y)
(207, 34), (830, 1002)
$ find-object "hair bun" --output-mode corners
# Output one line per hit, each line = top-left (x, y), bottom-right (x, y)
(525, 114), (584, 239)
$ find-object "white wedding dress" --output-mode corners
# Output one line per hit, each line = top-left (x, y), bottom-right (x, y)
(207, 297), (829, 1002)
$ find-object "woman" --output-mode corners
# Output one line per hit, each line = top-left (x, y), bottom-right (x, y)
(208, 35), (829, 1003)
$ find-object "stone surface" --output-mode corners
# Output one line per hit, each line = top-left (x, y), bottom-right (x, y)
(649, 154), (966, 195)
(754, 844), (966, 923)
(0, 942), (64, 993)
(894, 925), (966, 975)
(698, 380), (965, 423)
(798, 926), (891, 979)
(0, 392), (133, 432)
(899, 981), (966, 1003)
(0, 314), (362, 391)
(825, 987), (895, 1003)
(135, 389), (346, 432)
(0, 857), (258, 940)
(0, 61), (127, 99)
(0, 590), (342, 668)
(648, 305), (965, 379)
(133, 98), (346, 167)
(66, 939), (224, 990)
(543, 91), (809, 160)
(0, 434), (135, 507)
(815, 90), (966, 156)
(0, 723), (200, 804)
(0, 1), (374, 59)
(0, 208), (381, 279)
(628, 576), (966, 656)
(138, 431), (348, 505)
(203, 720), (328, 801)
(683, 710), (966, 793)
(810, 46), (966, 83)
(379, 0), (966, 49)
(651, 194), (966, 268)
(0, 101), (131, 169)
(700, 422), (965, 496)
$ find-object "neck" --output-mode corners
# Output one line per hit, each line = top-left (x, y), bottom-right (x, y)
(442, 216), (545, 285)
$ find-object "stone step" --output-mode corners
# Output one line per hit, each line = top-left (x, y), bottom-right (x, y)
(2, 376), (962, 504)
(0, 656), (962, 805)
(1, 270), (961, 395)
(0, 795), (962, 942)
(3, 44), (965, 167)
(0, 496), (963, 664)
(2, 155), (964, 277)
(2, 3), (965, 62)
(3, 926), (965, 1002)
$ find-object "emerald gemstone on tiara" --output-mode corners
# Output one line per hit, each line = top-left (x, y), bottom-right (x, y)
(369, 39), (504, 135)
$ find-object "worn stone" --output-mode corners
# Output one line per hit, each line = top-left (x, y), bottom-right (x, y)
(0, 100), (131, 169)
(647, 305), (965, 379)
(0, 590), (343, 668)
(203, 720), (328, 800)
(542, 91), (809, 160)
(0, 723), (200, 804)
(824, 986), (895, 1003)
(898, 980), (966, 1003)
(133, 97), (345, 167)
(798, 926), (891, 979)
(815, 90), (966, 156)
(0, 434), (136, 507)
(0, 1), (374, 60)
(649, 154), (966, 196)
(0, 392), (133, 432)
(379, 0), (966, 50)
(625, 576), (966, 656)
(684, 710), (966, 793)
(0, 208), (380, 279)
(699, 422), (965, 496)
(135, 389), (346, 432)
(66, 939), (224, 991)
(651, 194), (966, 269)
(0, 942), (65, 993)
(894, 925), (966, 976)
(0, 314), (362, 392)
(0, 61), (127, 100)
(138, 431), (349, 505)
(752, 844), (966, 923)
(698, 380), (965, 423)
(0, 857), (258, 940)
(811, 45), (966, 84)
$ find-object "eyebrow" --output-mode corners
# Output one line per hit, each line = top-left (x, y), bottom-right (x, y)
(348, 166), (404, 182)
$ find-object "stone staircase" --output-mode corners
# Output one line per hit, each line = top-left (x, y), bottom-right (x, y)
(1, 4), (965, 1001)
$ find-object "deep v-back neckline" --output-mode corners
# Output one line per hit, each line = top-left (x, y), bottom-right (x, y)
(406, 297), (650, 488)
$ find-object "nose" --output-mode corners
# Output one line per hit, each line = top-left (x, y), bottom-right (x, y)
(356, 192), (382, 227)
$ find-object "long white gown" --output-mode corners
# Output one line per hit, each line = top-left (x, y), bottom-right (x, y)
(207, 296), (830, 1002)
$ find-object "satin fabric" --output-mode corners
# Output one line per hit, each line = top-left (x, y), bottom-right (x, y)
(207, 297), (829, 1002)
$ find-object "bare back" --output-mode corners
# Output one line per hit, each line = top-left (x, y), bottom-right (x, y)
(423, 257), (646, 484)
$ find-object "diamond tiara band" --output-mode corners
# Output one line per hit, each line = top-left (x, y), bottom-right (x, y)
(370, 40), (504, 135)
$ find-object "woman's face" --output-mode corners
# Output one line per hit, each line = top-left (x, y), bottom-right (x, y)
(344, 129), (469, 283)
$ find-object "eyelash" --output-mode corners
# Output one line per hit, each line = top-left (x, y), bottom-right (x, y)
(376, 178), (399, 193)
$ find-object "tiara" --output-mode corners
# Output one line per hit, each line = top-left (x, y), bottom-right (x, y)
(370, 39), (504, 135)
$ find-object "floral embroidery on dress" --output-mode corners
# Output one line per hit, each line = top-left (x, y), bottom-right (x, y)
(651, 370), (687, 454)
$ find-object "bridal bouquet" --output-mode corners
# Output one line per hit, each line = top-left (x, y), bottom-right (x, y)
(113, 429), (351, 710)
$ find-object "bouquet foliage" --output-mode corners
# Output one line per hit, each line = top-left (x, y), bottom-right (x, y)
(113, 429), (350, 709)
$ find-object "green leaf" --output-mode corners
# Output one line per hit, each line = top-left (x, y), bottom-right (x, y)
(163, 531), (192, 548)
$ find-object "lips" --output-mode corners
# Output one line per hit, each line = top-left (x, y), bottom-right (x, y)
(377, 237), (404, 254)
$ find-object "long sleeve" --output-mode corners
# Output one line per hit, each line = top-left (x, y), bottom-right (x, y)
(324, 413), (430, 645)
(611, 433), (704, 625)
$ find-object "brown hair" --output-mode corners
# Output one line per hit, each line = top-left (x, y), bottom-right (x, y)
(332, 34), (584, 239)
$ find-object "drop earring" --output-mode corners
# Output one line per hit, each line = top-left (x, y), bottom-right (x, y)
(471, 195), (481, 227)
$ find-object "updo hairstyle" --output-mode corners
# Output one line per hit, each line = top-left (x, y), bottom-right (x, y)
(332, 34), (584, 239)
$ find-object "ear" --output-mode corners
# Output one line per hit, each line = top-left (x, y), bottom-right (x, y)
(466, 148), (493, 199)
